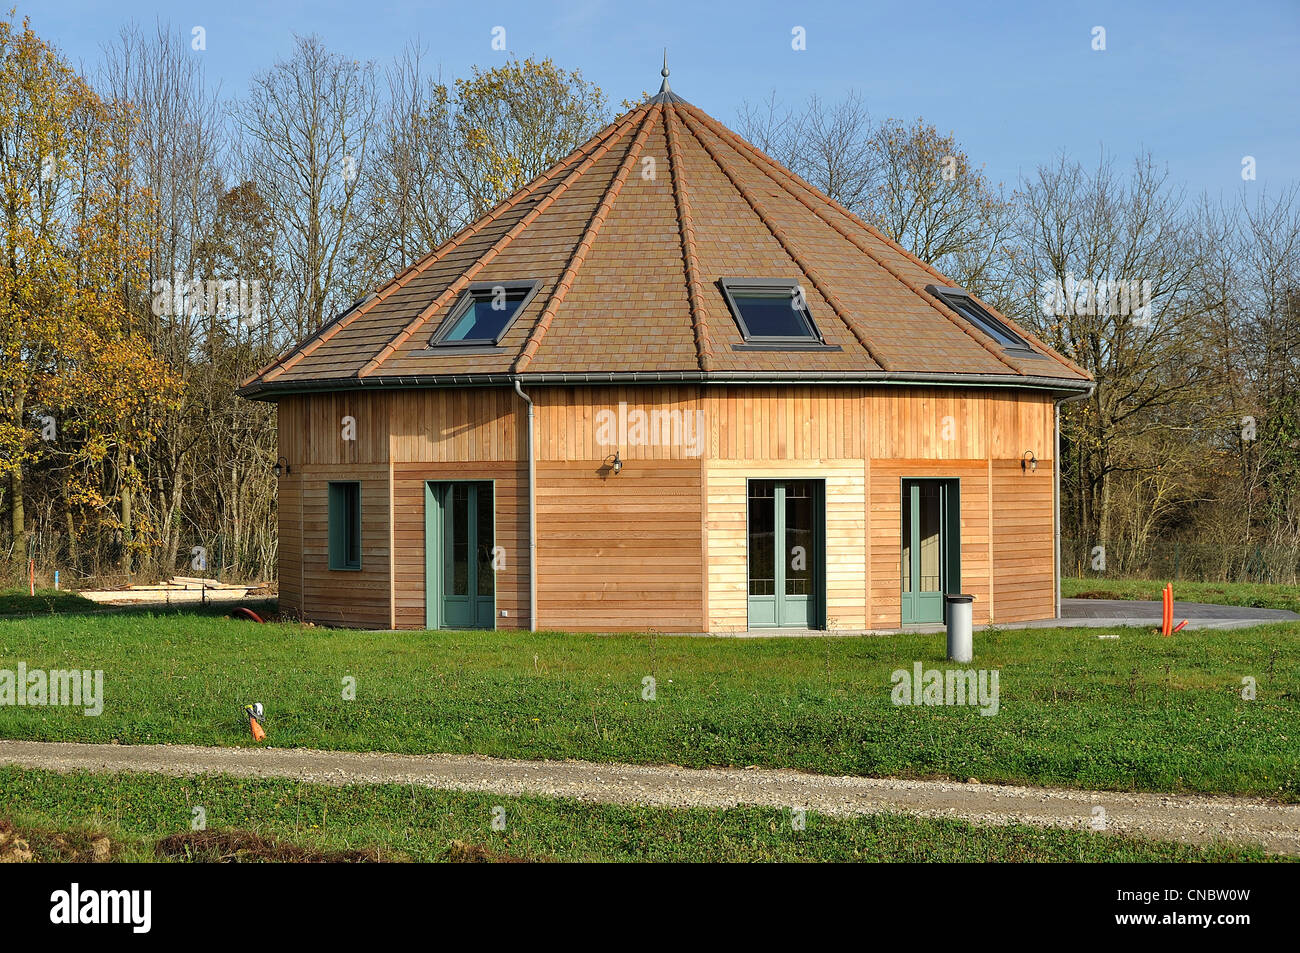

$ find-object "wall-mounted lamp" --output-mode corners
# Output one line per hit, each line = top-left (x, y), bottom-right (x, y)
(1021, 450), (1037, 472)
(273, 456), (291, 478)
(611, 451), (623, 475)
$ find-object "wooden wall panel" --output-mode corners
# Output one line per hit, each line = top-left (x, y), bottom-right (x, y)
(277, 473), (302, 617)
(705, 461), (867, 632)
(706, 386), (865, 460)
(991, 458), (1055, 622)
(278, 393), (390, 466)
(534, 386), (706, 462)
(291, 464), (390, 628)
(389, 388), (522, 463)
(535, 461), (703, 631)
(390, 463), (529, 630)
(959, 467), (993, 623)
(273, 384), (1061, 631)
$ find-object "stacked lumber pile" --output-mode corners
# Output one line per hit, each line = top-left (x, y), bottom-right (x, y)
(79, 577), (266, 605)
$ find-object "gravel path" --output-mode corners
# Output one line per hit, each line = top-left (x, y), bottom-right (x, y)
(1, 740), (1296, 854)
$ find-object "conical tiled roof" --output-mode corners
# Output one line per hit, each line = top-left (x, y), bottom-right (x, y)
(239, 94), (1090, 397)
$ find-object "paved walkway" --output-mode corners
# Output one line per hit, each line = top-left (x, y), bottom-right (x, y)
(715, 598), (1299, 637)
(1062, 597), (1299, 623)
(1, 740), (1295, 854)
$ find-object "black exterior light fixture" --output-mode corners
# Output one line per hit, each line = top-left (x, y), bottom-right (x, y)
(1021, 450), (1037, 472)
(274, 456), (291, 478)
(612, 451), (623, 475)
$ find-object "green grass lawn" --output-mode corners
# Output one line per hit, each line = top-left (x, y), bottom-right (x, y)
(0, 766), (1282, 862)
(1064, 577), (1300, 614)
(0, 608), (1296, 800)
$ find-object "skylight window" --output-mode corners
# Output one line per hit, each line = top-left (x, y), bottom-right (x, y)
(720, 279), (823, 344)
(430, 280), (540, 347)
(926, 285), (1035, 353)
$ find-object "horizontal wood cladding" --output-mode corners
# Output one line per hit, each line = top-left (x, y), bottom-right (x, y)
(284, 464), (390, 628)
(535, 461), (704, 631)
(991, 458), (1055, 623)
(277, 476), (302, 617)
(391, 463), (529, 630)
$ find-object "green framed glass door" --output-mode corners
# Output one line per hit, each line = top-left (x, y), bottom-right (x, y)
(900, 478), (960, 625)
(747, 479), (824, 628)
(425, 481), (495, 630)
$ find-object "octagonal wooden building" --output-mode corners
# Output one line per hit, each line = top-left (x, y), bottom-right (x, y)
(239, 77), (1092, 633)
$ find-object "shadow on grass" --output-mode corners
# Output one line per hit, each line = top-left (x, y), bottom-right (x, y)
(0, 588), (279, 624)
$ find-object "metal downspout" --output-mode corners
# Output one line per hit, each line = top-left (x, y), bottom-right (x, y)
(513, 379), (537, 631)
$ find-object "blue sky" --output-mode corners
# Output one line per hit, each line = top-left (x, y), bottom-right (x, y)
(17, 0), (1300, 196)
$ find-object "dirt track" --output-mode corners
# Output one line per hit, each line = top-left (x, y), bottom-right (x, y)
(1, 740), (1296, 854)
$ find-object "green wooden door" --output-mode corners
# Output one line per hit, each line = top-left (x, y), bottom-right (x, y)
(900, 479), (960, 624)
(747, 479), (824, 628)
(425, 481), (495, 630)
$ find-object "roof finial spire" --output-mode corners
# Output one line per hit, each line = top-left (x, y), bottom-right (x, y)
(658, 48), (671, 94)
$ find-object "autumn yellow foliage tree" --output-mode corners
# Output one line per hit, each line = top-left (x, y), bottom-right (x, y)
(0, 14), (179, 569)
(451, 57), (607, 217)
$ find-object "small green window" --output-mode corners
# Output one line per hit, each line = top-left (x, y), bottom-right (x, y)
(328, 482), (362, 571)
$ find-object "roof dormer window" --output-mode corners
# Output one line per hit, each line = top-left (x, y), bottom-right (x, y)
(720, 278), (824, 345)
(430, 280), (541, 347)
(926, 284), (1036, 354)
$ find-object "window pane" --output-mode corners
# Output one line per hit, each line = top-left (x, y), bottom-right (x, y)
(328, 482), (361, 570)
(476, 485), (494, 598)
(901, 485), (912, 591)
(785, 484), (812, 596)
(748, 482), (775, 596)
(919, 481), (941, 592)
(450, 484), (469, 595)
(949, 297), (1024, 349)
(733, 292), (812, 339)
(345, 484), (360, 567)
(442, 292), (525, 343)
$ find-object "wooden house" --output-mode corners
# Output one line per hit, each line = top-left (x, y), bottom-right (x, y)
(238, 74), (1093, 633)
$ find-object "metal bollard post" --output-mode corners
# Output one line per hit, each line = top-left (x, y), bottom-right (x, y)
(946, 594), (975, 662)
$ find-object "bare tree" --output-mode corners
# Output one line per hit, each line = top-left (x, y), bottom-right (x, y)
(235, 35), (377, 338)
(1007, 151), (1223, 549)
(100, 22), (227, 577)
(353, 43), (459, 284)
(738, 90), (876, 212)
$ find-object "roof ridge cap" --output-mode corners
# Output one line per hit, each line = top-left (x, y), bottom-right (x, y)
(513, 103), (662, 373)
(679, 107), (889, 372)
(664, 103), (714, 372)
(358, 103), (654, 378)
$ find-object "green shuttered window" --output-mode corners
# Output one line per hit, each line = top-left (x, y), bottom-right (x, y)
(328, 481), (362, 571)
